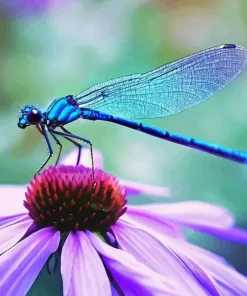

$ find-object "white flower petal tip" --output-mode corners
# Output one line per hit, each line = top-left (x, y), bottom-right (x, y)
(60, 148), (103, 169)
(119, 179), (170, 197)
(0, 185), (27, 216)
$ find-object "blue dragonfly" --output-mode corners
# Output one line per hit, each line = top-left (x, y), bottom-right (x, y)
(18, 44), (247, 175)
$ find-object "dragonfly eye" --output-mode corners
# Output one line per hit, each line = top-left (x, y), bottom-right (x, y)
(26, 109), (42, 125)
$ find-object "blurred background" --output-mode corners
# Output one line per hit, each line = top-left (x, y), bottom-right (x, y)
(0, 0), (247, 279)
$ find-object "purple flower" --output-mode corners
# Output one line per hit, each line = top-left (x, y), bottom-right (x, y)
(0, 0), (65, 16)
(0, 149), (247, 295)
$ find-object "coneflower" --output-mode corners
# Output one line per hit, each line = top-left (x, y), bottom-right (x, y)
(1, 149), (247, 295)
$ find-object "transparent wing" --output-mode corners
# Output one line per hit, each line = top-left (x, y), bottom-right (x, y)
(75, 44), (247, 119)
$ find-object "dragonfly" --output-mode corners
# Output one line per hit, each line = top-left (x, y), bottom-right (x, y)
(18, 44), (247, 175)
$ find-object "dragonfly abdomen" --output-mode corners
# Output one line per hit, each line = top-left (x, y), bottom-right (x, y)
(93, 111), (247, 164)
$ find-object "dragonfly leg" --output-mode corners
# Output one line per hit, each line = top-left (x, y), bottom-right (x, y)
(49, 131), (62, 166)
(60, 127), (82, 166)
(35, 125), (53, 176)
(52, 129), (94, 176)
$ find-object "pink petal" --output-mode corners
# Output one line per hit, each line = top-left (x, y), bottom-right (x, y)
(119, 179), (170, 197)
(187, 225), (247, 243)
(124, 215), (247, 295)
(127, 202), (247, 243)
(112, 220), (219, 296)
(0, 185), (27, 216)
(121, 207), (185, 239)
(0, 214), (33, 253)
(127, 201), (234, 228)
(61, 231), (111, 296)
(61, 148), (103, 168)
(0, 213), (28, 229)
(0, 227), (60, 295)
(174, 237), (247, 295)
(86, 231), (178, 295)
(126, 202), (247, 243)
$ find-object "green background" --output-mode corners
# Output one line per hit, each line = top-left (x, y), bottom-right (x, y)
(0, 0), (247, 284)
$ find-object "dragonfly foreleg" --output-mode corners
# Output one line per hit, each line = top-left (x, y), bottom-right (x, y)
(35, 125), (53, 176)
(52, 129), (95, 177)
(49, 131), (63, 166)
(60, 127), (82, 166)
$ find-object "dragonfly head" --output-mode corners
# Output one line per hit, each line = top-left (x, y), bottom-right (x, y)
(18, 105), (44, 129)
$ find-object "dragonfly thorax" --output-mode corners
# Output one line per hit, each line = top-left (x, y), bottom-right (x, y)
(18, 105), (44, 129)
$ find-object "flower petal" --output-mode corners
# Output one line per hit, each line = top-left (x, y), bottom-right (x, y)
(127, 201), (234, 228)
(0, 213), (28, 229)
(0, 185), (27, 216)
(119, 179), (170, 197)
(187, 225), (247, 244)
(0, 227), (60, 295)
(110, 285), (119, 296)
(129, 201), (247, 243)
(0, 214), (33, 253)
(172, 252), (221, 296)
(61, 231), (111, 296)
(61, 148), (103, 168)
(112, 220), (220, 296)
(125, 201), (247, 242)
(87, 231), (179, 296)
(181, 242), (247, 295)
(127, 216), (247, 296)
(122, 207), (184, 239)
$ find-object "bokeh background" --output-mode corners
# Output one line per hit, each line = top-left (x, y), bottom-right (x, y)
(1, 0), (247, 283)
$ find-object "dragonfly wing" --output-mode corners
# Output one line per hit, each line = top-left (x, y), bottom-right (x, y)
(75, 44), (247, 119)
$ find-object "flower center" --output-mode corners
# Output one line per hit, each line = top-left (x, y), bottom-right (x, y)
(24, 165), (127, 232)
